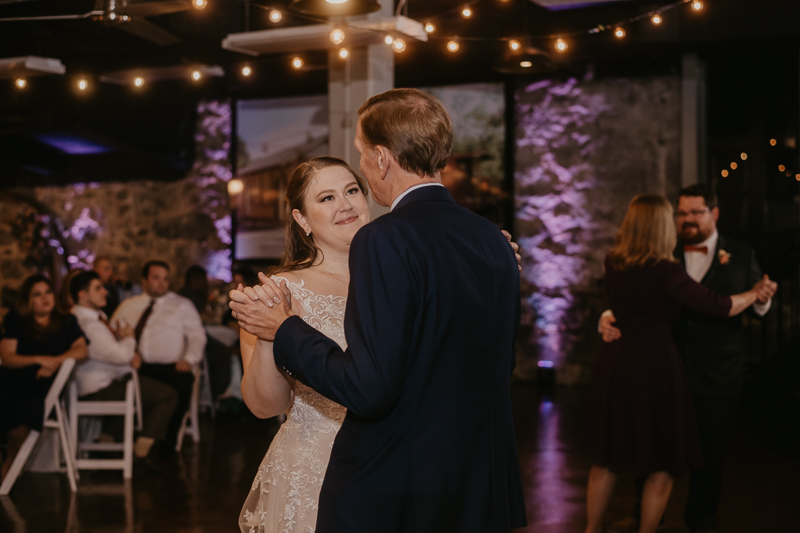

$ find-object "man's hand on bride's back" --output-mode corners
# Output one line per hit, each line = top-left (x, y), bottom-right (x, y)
(229, 277), (294, 341)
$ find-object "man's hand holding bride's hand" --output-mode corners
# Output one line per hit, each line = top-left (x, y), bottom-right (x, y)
(229, 275), (294, 341)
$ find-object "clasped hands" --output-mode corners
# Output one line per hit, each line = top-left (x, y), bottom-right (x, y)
(229, 272), (294, 341)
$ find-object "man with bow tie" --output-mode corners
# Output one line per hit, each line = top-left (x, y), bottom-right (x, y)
(602, 184), (777, 533)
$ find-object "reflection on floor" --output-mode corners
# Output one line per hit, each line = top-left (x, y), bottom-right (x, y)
(1, 384), (798, 532)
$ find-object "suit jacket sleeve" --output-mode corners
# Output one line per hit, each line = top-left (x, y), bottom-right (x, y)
(273, 223), (414, 419)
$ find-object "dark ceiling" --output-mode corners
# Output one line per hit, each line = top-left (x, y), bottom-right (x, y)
(0, 0), (799, 186)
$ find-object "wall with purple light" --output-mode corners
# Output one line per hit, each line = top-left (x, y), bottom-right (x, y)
(515, 75), (682, 383)
(0, 100), (233, 305)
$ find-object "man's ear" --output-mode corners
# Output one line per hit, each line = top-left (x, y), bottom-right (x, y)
(375, 145), (392, 181)
(711, 206), (719, 222)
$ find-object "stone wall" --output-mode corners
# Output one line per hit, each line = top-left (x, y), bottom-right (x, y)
(514, 75), (682, 383)
(0, 100), (232, 310)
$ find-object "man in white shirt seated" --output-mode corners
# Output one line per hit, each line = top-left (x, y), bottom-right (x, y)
(112, 261), (207, 458)
(70, 270), (178, 469)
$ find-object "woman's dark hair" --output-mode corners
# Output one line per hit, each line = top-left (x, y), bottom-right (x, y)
(16, 274), (67, 336)
(271, 156), (368, 275)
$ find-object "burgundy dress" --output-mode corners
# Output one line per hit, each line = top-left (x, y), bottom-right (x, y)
(585, 258), (732, 476)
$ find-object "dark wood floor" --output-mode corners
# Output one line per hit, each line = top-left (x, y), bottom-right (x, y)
(2, 384), (798, 532)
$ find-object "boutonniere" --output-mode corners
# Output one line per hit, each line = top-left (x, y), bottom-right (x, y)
(718, 249), (732, 265)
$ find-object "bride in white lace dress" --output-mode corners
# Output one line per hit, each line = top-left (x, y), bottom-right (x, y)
(238, 157), (371, 533)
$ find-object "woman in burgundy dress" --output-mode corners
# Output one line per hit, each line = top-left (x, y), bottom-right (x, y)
(584, 195), (761, 533)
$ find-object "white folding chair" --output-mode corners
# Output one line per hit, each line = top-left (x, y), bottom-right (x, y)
(175, 362), (202, 451)
(0, 358), (78, 495)
(67, 370), (143, 480)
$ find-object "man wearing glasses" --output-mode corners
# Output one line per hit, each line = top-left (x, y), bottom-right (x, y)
(602, 184), (777, 533)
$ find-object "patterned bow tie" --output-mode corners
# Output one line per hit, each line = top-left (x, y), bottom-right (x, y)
(684, 245), (709, 254)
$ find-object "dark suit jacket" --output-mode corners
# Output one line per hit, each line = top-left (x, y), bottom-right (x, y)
(674, 234), (764, 398)
(273, 186), (526, 533)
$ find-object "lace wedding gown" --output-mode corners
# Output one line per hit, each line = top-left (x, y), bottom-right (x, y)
(239, 278), (347, 533)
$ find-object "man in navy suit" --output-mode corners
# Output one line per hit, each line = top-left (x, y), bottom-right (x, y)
(233, 89), (526, 533)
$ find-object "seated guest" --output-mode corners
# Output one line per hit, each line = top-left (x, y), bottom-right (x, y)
(94, 256), (121, 317)
(180, 265), (231, 401)
(70, 270), (178, 468)
(0, 274), (88, 482)
(112, 261), (206, 457)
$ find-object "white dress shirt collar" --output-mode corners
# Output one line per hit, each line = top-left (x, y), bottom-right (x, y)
(391, 183), (445, 211)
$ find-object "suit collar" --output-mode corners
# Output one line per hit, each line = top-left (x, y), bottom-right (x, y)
(393, 183), (454, 211)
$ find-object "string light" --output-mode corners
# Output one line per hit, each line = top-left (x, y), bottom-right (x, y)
(269, 9), (282, 23)
(508, 39), (521, 51)
(191, 70), (202, 81)
(721, 169), (729, 178)
(651, 13), (663, 25)
(770, 139), (777, 146)
(555, 38), (568, 53)
(741, 153), (748, 160)
(77, 79), (88, 91)
(338, 48), (349, 59)
(614, 27), (626, 39)
(796, 174), (800, 182)
(730, 162), (738, 170)
(241, 66), (252, 77)
(133, 77), (144, 88)
(520, 61), (533, 68)
(461, 6), (472, 19)
(330, 27), (345, 45)
(291, 57), (304, 70)
(691, 1), (704, 12)
(392, 38), (407, 53)
(447, 39), (460, 53)
(192, 0), (208, 11)
(779, 164), (786, 172)
(15, 78), (26, 89)
(425, 22), (435, 34)
(384, 34), (394, 45)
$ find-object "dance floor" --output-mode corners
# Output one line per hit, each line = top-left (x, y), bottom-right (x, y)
(1, 384), (798, 532)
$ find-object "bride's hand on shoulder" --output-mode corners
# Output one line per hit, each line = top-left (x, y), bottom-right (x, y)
(502, 230), (523, 272)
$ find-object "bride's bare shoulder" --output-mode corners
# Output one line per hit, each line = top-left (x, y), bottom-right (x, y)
(271, 270), (305, 286)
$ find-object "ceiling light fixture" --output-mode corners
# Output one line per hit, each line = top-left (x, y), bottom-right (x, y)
(192, 0), (209, 11)
(289, 0), (382, 18)
(269, 9), (283, 23)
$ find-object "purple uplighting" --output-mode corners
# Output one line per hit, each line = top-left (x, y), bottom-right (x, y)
(32, 133), (113, 155)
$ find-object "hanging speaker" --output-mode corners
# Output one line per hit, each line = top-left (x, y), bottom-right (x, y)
(289, 0), (382, 18)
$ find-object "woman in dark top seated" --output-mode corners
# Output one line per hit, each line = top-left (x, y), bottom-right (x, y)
(584, 195), (762, 533)
(0, 274), (87, 483)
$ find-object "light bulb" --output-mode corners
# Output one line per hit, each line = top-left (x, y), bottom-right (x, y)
(384, 34), (394, 45)
(77, 79), (88, 91)
(796, 174), (800, 181)
(555, 38), (567, 53)
(461, 6), (472, 18)
(730, 162), (738, 170)
(520, 61), (533, 68)
(292, 57), (303, 70)
(192, 0), (208, 11)
(392, 38), (406, 53)
(339, 48), (349, 59)
(691, 1), (704, 12)
(330, 28), (345, 45)
(15, 78), (26, 89)
(242, 66), (252, 77)
(133, 77), (145, 88)
(228, 179), (244, 195)
(614, 27), (626, 39)
(447, 39), (460, 53)
(191, 70), (202, 81)
(779, 165), (786, 172)
(721, 169), (729, 178)
(770, 138), (777, 146)
(741, 153), (748, 160)
(269, 9), (282, 23)
(651, 13), (662, 25)
(508, 39), (521, 51)
(425, 22), (435, 34)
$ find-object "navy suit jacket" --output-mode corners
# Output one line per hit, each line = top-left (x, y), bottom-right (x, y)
(273, 186), (526, 533)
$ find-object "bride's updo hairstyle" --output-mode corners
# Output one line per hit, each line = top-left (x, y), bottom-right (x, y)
(271, 156), (368, 275)
(608, 194), (677, 272)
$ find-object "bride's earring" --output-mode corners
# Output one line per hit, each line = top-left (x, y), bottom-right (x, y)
(306, 231), (311, 237)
